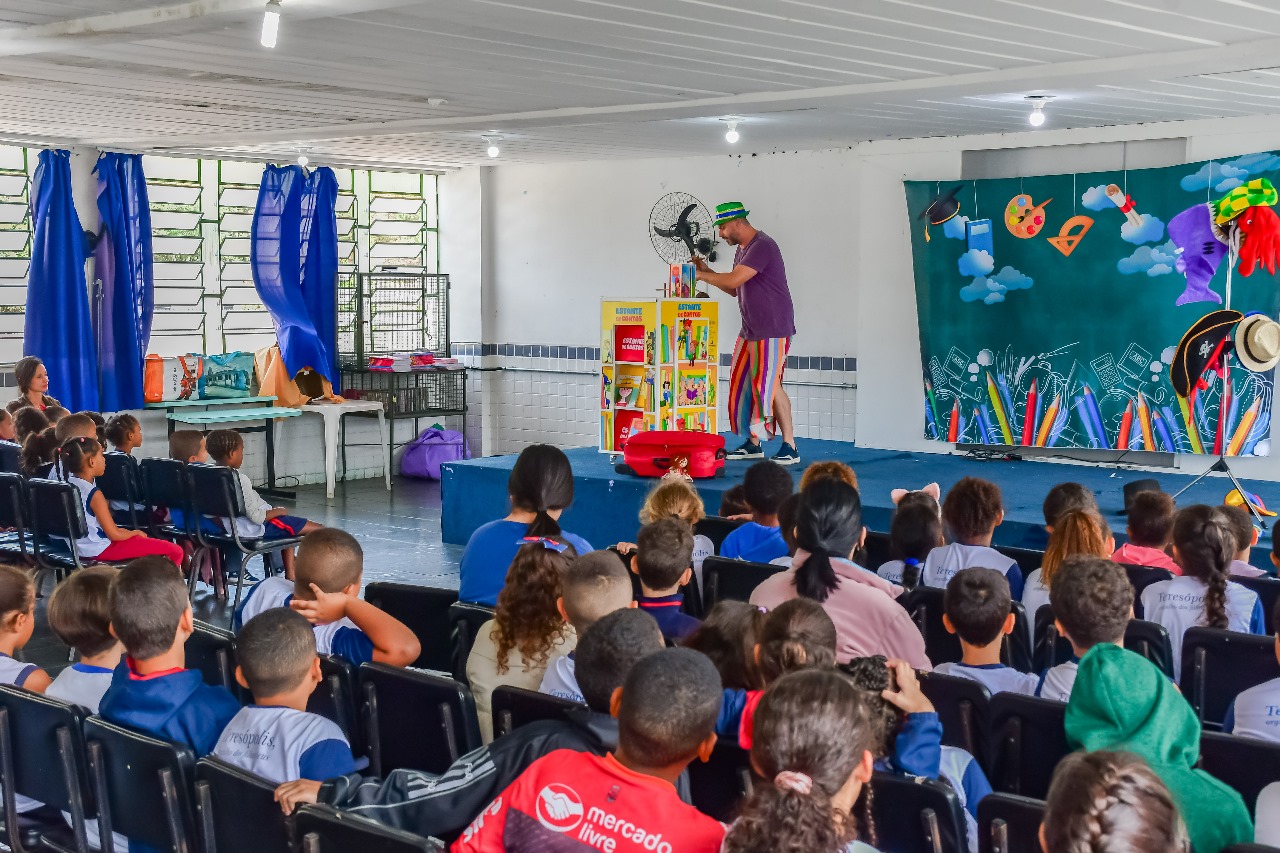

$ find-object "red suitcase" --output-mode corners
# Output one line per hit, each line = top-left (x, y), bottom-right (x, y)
(615, 430), (726, 479)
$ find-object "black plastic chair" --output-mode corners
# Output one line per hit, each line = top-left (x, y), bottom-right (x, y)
(0, 685), (95, 853)
(1199, 731), (1280, 818)
(902, 587), (1033, 672)
(1180, 628), (1280, 729)
(977, 793), (1047, 853)
(0, 473), (31, 563)
(97, 454), (146, 532)
(993, 545), (1044, 578)
(25, 478), (97, 577)
(1120, 564), (1175, 618)
(447, 602), (495, 684)
(0, 440), (20, 475)
(1123, 619), (1174, 678)
(186, 621), (238, 695)
(1235, 575), (1280, 634)
(296, 804), (442, 852)
(138, 458), (199, 541)
(187, 464), (301, 611)
(84, 716), (198, 853)
(364, 583), (458, 672)
(693, 516), (743, 553)
(194, 756), (294, 853)
(359, 663), (481, 777)
(863, 530), (893, 570)
(307, 655), (363, 757)
(868, 771), (969, 853)
(490, 685), (584, 740)
(686, 740), (754, 823)
(920, 670), (992, 772)
(701, 555), (786, 608)
(988, 693), (1070, 800)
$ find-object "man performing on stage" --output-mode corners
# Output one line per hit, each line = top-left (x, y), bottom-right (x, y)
(693, 201), (798, 464)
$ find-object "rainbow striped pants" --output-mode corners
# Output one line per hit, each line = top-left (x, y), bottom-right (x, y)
(728, 336), (791, 437)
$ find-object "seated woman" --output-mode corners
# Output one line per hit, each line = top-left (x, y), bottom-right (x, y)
(457, 444), (592, 606)
(7, 356), (59, 413)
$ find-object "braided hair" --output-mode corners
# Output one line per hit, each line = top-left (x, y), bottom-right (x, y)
(1042, 751), (1187, 853)
(793, 479), (863, 603)
(1171, 505), (1235, 630)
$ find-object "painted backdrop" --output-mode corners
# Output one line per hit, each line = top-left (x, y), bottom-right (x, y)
(905, 152), (1280, 457)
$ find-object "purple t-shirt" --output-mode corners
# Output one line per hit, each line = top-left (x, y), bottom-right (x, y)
(734, 231), (795, 340)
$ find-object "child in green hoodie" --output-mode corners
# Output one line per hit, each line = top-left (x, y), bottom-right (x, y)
(1064, 642), (1252, 853)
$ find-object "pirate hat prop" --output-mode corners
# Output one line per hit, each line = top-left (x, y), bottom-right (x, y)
(1172, 309), (1242, 399)
(919, 185), (962, 242)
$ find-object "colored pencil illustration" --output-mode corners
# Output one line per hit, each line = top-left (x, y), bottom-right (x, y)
(1082, 385), (1109, 449)
(1243, 411), (1270, 456)
(1035, 395), (1060, 447)
(1151, 408), (1174, 453)
(1021, 379), (1038, 446)
(980, 400), (998, 444)
(925, 380), (944, 433)
(1177, 395), (1204, 454)
(1227, 397), (1260, 457)
(924, 397), (938, 439)
(948, 398), (960, 443)
(1074, 396), (1100, 448)
(986, 373), (1013, 445)
(1117, 400), (1133, 451)
(1047, 402), (1069, 448)
(1136, 392), (1155, 452)
(996, 373), (1015, 431)
(1161, 406), (1187, 453)
(1215, 371), (1232, 456)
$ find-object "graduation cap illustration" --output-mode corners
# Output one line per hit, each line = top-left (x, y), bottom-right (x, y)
(919, 185), (962, 242)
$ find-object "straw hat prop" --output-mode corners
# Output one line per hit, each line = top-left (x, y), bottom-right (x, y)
(1234, 313), (1280, 373)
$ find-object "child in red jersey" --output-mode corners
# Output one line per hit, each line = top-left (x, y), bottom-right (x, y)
(454, 647), (725, 853)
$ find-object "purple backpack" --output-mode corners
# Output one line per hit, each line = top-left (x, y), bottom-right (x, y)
(401, 427), (470, 479)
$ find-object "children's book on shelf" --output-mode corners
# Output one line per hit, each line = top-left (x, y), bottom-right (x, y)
(614, 323), (647, 364)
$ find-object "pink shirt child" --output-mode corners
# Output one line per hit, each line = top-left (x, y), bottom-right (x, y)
(750, 553), (931, 670)
(1111, 542), (1181, 575)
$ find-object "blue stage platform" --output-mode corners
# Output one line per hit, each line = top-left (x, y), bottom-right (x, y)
(440, 436), (1277, 560)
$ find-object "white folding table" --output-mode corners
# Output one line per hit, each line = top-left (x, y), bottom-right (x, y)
(303, 399), (392, 499)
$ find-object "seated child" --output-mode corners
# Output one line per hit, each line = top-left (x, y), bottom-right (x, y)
(718, 484), (750, 518)
(682, 600), (765, 691)
(275, 609), (667, 838)
(104, 413), (142, 456)
(798, 459), (858, 492)
(12, 406), (48, 445)
(59, 437), (185, 565)
(235, 528), (419, 669)
(1221, 503), (1267, 578)
(721, 460), (793, 563)
(44, 406), (69, 423)
(1043, 751), (1188, 853)
(1225, 599), (1280, 743)
(934, 568), (1038, 696)
(1065, 642), (1252, 853)
(0, 408), (14, 443)
(1142, 505), (1265, 679)
(21, 412), (97, 478)
(636, 479), (714, 587)
(99, 556), (241, 756)
(768, 492), (801, 567)
(205, 429), (323, 577)
(167, 430), (226, 537)
(540, 550), (636, 703)
(923, 477), (1024, 598)
(453, 648), (726, 853)
(215, 608), (356, 783)
(0, 565), (50, 818)
(878, 493), (943, 588)
(46, 566), (125, 710)
(1022, 509), (1113, 623)
(1038, 556), (1132, 702)
(77, 411), (106, 446)
(632, 518), (701, 642)
(1112, 489), (1180, 573)
(843, 656), (991, 851)
(723, 669), (880, 853)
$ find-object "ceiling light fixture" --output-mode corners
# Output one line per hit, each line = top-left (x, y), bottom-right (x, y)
(1026, 95), (1052, 128)
(297, 151), (309, 167)
(261, 0), (282, 48)
(721, 117), (742, 144)
(483, 134), (501, 158)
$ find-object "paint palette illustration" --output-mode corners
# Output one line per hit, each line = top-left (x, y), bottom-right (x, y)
(1005, 194), (1052, 238)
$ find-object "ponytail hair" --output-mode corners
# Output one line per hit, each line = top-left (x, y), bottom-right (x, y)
(1043, 751), (1188, 853)
(507, 444), (574, 538)
(890, 497), (943, 591)
(1171, 504), (1235, 629)
(20, 426), (58, 476)
(58, 436), (102, 480)
(1041, 509), (1112, 588)
(757, 598), (836, 684)
(793, 479), (862, 603)
(723, 669), (877, 853)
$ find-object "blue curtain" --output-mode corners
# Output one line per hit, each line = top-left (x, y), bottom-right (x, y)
(299, 167), (339, 381)
(251, 164), (334, 384)
(94, 152), (153, 411)
(26, 150), (98, 412)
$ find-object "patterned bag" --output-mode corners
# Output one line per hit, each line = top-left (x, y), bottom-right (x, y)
(200, 352), (255, 399)
(144, 354), (203, 402)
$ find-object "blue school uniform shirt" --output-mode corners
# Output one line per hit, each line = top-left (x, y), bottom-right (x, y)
(98, 659), (240, 757)
(720, 522), (788, 563)
(213, 705), (355, 784)
(923, 543), (1024, 599)
(458, 520), (593, 606)
(933, 661), (1039, 697)
(1224, 675), (1280, 743)
(636, 594), (701, 642)
(234, 577), (375, 666)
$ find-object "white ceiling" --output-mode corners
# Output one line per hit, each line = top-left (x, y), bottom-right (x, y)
(2, 0), (1280, 168)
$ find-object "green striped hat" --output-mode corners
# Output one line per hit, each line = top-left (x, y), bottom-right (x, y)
(1213, 177), (1278, 225)
(715, 201), (750, 225)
